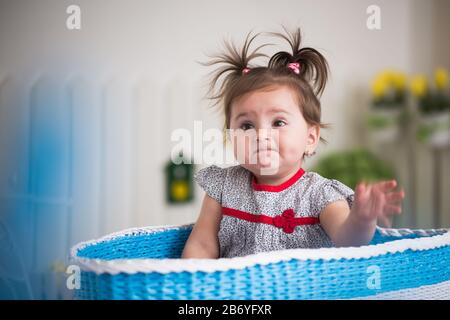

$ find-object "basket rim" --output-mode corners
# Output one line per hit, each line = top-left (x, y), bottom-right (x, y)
(70, 224), (450, 275)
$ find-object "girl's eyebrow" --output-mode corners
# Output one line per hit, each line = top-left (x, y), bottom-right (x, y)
(233, 111), (252, 121)
(268, 108), (291, 115)
(233, 108), (291, 121)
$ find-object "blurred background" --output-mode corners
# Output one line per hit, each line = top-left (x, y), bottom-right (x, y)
(0, 0), (449, 299)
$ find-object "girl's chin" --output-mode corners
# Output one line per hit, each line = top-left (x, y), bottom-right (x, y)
(246, 157), (281, 174)
(257, 151), (279, 167)
(242, 163), (281, 176)
(256, 159), (276, 168)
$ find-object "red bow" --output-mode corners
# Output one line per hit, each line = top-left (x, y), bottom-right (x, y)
(273, 209), (297, 234)
(221, 207), (320, 234)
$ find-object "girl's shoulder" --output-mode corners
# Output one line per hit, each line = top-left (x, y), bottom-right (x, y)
(301, 171), (352, 191)
(301, 170), (355, 214)
(194, 164), (248, 182)
(194, 164), (249, 203)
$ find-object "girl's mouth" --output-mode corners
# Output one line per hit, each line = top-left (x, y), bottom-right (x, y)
(255, 143), (277, 153)
(254, 148), (278, 166)
(255, 148), (277, 154)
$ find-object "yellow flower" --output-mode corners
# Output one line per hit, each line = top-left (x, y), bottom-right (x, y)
(392, 72), (406, 90)
(171, 180), (189, 201)
(371, 70), (408, 98)
(380, 70), (394, 86)
(410, 75), (428, 97)
(435, 68), (448, 90)
(371, 77), (387, 98)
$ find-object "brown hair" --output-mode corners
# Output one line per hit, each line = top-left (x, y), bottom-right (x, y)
(201, 26), (330, 144)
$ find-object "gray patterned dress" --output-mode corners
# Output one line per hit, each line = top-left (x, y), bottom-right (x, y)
(194, 164), (355, 258)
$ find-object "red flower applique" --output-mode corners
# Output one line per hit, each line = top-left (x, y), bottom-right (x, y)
(273, 208), (297, 234)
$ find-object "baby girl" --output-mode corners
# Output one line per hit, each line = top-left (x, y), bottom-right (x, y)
(182, 27), (405, 259)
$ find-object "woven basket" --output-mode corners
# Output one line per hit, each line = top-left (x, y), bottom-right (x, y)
(70, 224), (450, 300)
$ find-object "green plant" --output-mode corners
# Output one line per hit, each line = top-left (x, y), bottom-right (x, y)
(312, 149), (396, 189)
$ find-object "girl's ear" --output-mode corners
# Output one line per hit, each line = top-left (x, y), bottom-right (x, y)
(306, 124), (320, 152)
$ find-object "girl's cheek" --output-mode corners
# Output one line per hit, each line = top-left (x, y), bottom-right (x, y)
(278, 128), (307, 157)
(234, 143), (248, 163)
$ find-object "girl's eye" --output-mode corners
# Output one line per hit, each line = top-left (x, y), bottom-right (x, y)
(240, 122), (254, 131)
(273, 120), (286, 127)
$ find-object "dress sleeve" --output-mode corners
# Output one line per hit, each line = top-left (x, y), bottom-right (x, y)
(194, 165), (227, 204)
(313, 178), (355, 216)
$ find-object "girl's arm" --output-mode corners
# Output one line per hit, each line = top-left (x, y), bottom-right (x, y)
(181, 194), (222, 259)
(320, 180), (405, 247)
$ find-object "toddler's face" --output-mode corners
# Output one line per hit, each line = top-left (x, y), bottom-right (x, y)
(229, 85), (319, 177)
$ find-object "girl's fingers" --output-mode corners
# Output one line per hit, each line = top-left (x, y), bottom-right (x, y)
(385, 190), (405, 203)
(373, 187), (385, 216)
(355, 183), (365, 196)
(378, 180), (398, 192)
(385, 204), (402, 215)
(386, 200), (404, 207)
(354, 182), (370, 203)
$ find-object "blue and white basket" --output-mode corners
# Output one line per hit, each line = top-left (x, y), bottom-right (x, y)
(70, 224), (450, 300)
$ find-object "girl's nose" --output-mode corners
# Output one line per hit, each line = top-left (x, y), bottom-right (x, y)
(256, 128), (272, 141)
(256, 135), (270, 142)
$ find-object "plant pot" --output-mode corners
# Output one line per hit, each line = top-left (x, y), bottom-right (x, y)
(367, 108), (402, 143)
(417, 111), (450, 148)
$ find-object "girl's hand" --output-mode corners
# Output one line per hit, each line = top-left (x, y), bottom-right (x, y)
(351, 180), (405, 228)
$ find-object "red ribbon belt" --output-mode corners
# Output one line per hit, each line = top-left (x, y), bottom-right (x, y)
(221, 207), (319, 234)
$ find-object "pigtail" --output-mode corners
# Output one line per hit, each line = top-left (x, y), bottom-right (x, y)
(267, 26), (329, 96)
(199, 30), (270, 107)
